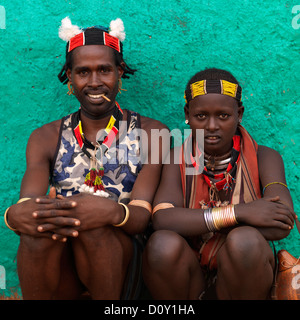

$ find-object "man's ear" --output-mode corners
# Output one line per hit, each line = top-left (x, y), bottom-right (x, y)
(118, 62), (125, 79)
(66, 69), (72, 83)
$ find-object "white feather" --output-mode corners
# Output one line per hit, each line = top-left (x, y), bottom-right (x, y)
(59, 17), (82, 42)
(109, 18), (126, 42)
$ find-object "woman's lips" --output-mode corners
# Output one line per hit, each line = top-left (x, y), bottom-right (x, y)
(205, 136), (221, 144)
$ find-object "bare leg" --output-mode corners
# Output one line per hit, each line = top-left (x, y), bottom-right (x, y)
(71, 226), (133, 299)
(18, 235), (84, 300)
(17, 235), (65, 299)
(216, 226), (275, 300)
(143, 230), (205, 299)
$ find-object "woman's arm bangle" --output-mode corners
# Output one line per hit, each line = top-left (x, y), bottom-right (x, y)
(113, 202), (130, 227)
(152, 202), (175, 215)
(262, 182), (288, 195)
(4, 207), (18, 232)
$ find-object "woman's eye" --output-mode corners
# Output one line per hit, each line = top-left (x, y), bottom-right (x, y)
(219, 113), (229, 119)
(196, 114), (206, 119)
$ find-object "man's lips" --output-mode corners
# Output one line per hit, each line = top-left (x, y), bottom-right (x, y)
(86, 92), (111, 102)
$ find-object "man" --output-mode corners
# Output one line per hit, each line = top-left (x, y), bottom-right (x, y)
(4, 17), (167, 299)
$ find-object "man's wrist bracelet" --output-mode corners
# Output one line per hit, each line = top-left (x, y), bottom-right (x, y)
(4, 207), (18, 232)
(113, 203), (130, 227)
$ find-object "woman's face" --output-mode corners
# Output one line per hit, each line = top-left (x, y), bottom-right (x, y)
(185, 93), (244, 156)
(67, 45), (124, 119)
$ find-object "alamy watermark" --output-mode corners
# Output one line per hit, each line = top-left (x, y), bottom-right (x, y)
(96, 123), (204, 176)
(0, 265), (6, 290)
(292, 264), (300, 290)
(0, 5), (5, 29)
(292, 5), (300, 29)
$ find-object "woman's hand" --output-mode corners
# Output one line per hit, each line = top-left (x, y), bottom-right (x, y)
(235, 196), (297, 230)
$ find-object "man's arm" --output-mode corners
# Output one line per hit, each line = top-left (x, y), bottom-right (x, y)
(7, 121), (79, 238)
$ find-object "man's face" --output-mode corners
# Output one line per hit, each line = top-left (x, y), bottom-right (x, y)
(67, 45), (123, 119)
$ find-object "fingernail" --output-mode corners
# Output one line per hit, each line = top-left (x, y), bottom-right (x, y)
(37, 226), (43, 232)
(72, 231), (78, 237)
(71, 201), (77, 207)
(74, 220), (80, 226)
(32, 212), (38, 218)
(52, 234), (57, 240)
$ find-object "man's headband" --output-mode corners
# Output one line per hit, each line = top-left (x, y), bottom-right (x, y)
(59, 17), (125, 53)
(186, 79), (242, 103)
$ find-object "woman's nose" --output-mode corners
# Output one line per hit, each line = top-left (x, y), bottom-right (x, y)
(206, 117), (219, 131)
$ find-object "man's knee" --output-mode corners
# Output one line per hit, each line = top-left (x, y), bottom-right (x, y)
(77, 226), (115, 248)
(19, 234), (58, 257)
(144, 230), (186, 269)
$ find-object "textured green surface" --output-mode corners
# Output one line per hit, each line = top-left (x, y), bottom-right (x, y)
(0, 0), (299, 297)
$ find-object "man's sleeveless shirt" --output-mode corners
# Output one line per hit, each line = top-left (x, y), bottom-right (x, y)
(50, 110), (143, 203)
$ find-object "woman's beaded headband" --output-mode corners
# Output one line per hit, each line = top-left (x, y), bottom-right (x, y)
(185, 79), (242, 103)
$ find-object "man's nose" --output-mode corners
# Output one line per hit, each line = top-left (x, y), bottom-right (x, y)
(89, 72), (103, 87)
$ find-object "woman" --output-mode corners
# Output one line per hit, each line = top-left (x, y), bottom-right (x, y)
(142, 68), (296, 300)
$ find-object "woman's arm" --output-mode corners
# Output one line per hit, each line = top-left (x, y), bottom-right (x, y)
(235, 145), (296, 240)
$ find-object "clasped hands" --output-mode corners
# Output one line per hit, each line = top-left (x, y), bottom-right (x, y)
(20, 187), (115, 242)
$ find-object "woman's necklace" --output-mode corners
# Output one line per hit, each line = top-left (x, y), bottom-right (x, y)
(204, 150), (232, 172)
(73, 102), (123, 197)
(189, 131), (241, 206)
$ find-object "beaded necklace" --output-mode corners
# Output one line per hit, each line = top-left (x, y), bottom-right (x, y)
(73, 102), (123, 196)
(190, 131), (241, 204)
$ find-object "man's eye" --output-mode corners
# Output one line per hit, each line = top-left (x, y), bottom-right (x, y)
(100, 67), (111, 73)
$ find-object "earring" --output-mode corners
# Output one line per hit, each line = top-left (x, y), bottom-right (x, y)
(238, 119), (242, 124)
(67, 81), (74, 96)
(185, 119), (189, 125)
(118, 78), (127, 94)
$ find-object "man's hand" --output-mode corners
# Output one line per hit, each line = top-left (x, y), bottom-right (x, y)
(33, 190), (124, 241)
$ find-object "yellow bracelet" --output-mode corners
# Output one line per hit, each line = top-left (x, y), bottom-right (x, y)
(263, 182), (288, 195)
(4, 207), (18, 232)
(17, 197), (31, 204)
(113, 203), (130, 227)
(128, 199), (152, 214)
(152, 202), (175, 215)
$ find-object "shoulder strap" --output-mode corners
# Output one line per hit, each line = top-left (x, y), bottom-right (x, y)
(49, 115), (67, 181)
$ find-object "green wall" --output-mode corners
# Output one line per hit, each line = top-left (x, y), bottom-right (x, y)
(0, 0), (299, 297)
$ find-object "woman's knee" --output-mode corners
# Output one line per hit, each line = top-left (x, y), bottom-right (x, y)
(144, 230), (187, 269)
(219, 226), (272, 268)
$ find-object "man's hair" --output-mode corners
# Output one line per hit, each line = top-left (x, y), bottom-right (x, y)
(58, 27), (136, 84)
(184, 68), (242, 107)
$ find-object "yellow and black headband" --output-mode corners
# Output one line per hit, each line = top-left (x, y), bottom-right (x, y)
(185, 79), (242, 103)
